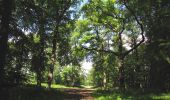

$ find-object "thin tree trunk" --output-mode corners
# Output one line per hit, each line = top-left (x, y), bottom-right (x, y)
(36, 71), (42, 87)
(117, 22), (126, 90)
(50, 27), (59, 86)
(118, 56), (125, 90)
(36, 13), (45, 87)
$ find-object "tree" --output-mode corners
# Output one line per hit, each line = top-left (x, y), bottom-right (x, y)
(75, 0), (145, 89)
(142, 0), (170, 90)
(126, 0), (170, 91)
(49, 0), (81, 86)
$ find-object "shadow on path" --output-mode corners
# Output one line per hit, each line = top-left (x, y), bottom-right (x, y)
(0, 86), (95, 100)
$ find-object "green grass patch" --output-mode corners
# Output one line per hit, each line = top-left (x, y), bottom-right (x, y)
(93, 89), (170, 100)
(151, 93), (170, 99)
(30, 82), (78, 89)
(41, 83), (75, 89)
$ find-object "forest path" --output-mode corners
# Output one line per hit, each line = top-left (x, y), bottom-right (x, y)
(59, 88), (95, 100)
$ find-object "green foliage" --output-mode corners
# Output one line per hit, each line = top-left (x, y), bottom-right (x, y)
(58, 65), (84, 87)
(33, 34), (40, 43)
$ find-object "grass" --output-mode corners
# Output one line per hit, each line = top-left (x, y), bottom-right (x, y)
(41, 83), (75, 88)
(152, 93), (170, 99)
(30, 82), (85, 89)
(93, 89), (170, 100)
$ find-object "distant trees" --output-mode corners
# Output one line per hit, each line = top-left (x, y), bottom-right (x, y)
(59, 65), (84, 86)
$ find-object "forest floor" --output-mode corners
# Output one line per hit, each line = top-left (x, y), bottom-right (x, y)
(0, 84), (95, 100)
(1, 84), (170, 100)
(59, 88), (95, 100)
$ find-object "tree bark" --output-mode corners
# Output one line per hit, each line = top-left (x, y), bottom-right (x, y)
(0, 0), (13, 86)
(49, 26), (59, 88)
(118, 56), (125, 90)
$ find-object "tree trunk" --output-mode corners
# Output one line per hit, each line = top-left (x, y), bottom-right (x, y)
(49, 26), (59, 87)
(36, 71), (42, 87)
(0, 0), (13, 86)
(118, 56), (125, 90)
(35, 13), (45, 87)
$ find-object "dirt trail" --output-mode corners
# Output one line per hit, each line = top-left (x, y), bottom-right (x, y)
(61, 88), (95, 100)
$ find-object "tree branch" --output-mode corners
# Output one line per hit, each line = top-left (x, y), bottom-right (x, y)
(119, 19), (126, 36)
(105, 22), (116, 32)
(123, 0), (145, 57)
(81, 45), (118, 56)
(104, 12), (124, 20)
